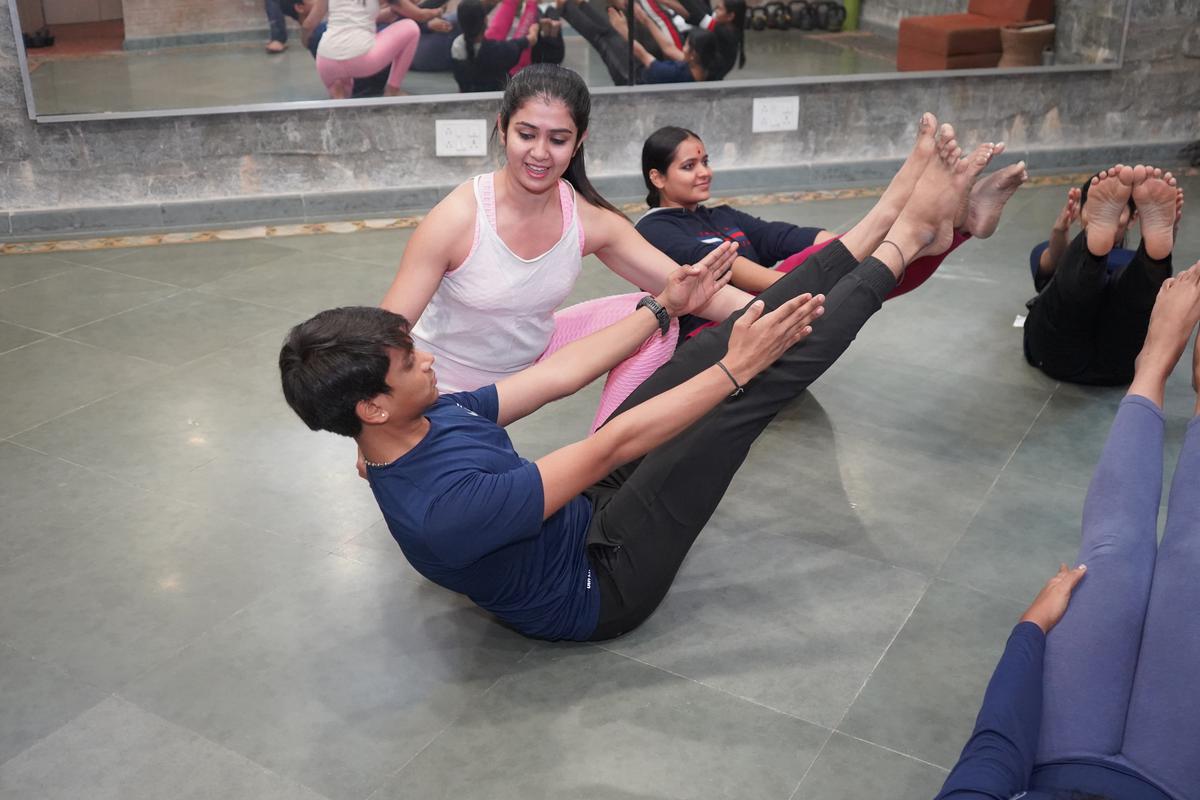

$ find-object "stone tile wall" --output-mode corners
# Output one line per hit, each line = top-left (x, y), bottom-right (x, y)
(121, 0), (264, 42)
(1, 0), (1197, 237)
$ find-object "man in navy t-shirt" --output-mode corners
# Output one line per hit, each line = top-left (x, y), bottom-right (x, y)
(279, 139), (971, 641)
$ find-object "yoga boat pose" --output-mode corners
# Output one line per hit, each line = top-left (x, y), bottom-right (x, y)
(940, 263), (1200, 800)
(282, 122), (987, 642)
(1024, 165), (1185, 385)
(636, 123), (1028, 335)
(306, 0), (423, 98)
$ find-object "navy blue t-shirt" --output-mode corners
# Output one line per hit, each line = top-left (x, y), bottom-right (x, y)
(366, 385), (599, 641)
(643, 59), (694, 84)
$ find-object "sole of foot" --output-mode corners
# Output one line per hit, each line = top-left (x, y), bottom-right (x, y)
(964, 159), (1029, 239)
(1133, 166), (1179, 261)
(1085, 164), (1135, 258)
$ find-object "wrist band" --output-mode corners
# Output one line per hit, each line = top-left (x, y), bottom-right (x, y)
(636, 295), (671, 337)
(715, 360), (744, 397)
(880, 240), (908, 272)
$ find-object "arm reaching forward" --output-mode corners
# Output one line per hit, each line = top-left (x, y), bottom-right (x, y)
(531, 289), (825, 519)
(495, 242), (738, 426)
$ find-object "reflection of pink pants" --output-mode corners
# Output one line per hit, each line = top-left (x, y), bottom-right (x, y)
(316, 19), (420, 93)
(687, 231), (971, 339)
(538, 292), (680, 433)
(486, 0), (538, 75)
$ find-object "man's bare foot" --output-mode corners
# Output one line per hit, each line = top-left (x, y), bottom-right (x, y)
(876, 113), (941, 218)
(1085, 164), (1136, 258)
(1131, 263), (1200, 407)
(1133, 166), (1179, 261)
(961, 159), (1029, 238)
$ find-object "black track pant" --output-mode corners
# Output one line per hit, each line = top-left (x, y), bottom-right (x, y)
(561, 0), (660, 85)
(1024, 232), (1172, 386)
(584, 241), (897, 640)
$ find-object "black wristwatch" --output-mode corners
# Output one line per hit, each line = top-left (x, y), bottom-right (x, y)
(636, 295), (671, 337)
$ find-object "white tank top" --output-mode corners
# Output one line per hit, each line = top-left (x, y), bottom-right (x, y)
(411, 173), (585, 393)
(316, 0), (376, 60)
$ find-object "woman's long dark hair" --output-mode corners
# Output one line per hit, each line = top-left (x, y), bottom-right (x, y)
(723, 0), (747, 69)
(457, 0), (486, 61)
(641, 125), (700, 208)
(497, 64), (622, 215)
(686, 27), (723, 81)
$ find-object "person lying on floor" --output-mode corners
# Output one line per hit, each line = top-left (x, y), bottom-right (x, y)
(279, 124), (982, 641)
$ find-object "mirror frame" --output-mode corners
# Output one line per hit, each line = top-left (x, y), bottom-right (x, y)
(7, 0), (1132, 124)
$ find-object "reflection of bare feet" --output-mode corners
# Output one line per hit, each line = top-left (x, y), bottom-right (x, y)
(266, 40), (286, 53)
(1084, 164), (1135, 258)
(962, 159), (1028, 238)
(384, 86), (410, 97)
(1133, 166), (1179, 261)
(877, 113), (940, 219)
(886, 129), (975, 265)
(1131, 264), (1200, 406)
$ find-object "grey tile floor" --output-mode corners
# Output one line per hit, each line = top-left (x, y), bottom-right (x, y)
(1, 173), (1198, 799)
(28, 28), (893, 115)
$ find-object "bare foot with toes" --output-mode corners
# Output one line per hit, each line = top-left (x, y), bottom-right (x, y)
(1133, 264), (1200, 402)
(1084, 164), (1135, 258)
(877, 113), (940, 217)
(1133, 166), (1179, 261)
(963, 158), (1029, 239)
(888, 129), (976, 263)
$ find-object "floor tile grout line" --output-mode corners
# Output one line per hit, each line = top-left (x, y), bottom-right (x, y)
(592, 643), (834, 730)
(107, 694), (338, 800)
(54, 288), (192, 339)
(928, 385), (1059, 578)
(360, 649), (538, 800)
(83, 261), (194, 290)
(0, 439), (340, 563)
(785, 728), (836, 800)
(0, 262), (83, 296)
(837, 731), (953, 773)
(828, 577), (932, 734)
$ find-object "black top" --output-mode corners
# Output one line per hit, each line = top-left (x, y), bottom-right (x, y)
(451, 36), (526, 92)
(636, 205), (822, 269)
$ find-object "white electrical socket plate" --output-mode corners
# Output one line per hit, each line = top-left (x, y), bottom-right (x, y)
(436, 119), (489, 157)
(752, 96), (800, 133)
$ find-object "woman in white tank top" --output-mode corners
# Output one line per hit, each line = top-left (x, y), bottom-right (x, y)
(305, 0), (423, 97)
(380, 64), (755, 430)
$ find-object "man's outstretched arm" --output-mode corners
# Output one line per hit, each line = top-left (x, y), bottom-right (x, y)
(493, 243), (737, 427)
(533, 292), (824, 520)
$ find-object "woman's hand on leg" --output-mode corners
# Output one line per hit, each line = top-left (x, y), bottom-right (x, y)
(1020, 563), (1088, 633)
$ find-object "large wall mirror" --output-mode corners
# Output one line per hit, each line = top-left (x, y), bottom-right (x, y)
(8, 0), (1130, 122)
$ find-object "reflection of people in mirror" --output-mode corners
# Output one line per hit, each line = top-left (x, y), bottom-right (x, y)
(303, 0), (428, 97)
(265, 0), (305, 53)
(559, 0), (730, 85)
(283, 118), (983, 642)
(1024, 166), (1184, 386)
(636, 121), (1028, 337)
(450, 0), (564, 93)
(939, 266), (1200, 800)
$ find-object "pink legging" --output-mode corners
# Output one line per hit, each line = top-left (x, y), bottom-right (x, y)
(687, 231), (970, 339)
(316, 19), (420, 94)
(538, 292), (680, 433)
(486, 0), (537, 75)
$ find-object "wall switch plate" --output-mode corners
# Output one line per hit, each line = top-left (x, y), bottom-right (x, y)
(752, 96), (800, 133)
(436, 119), (489, 157)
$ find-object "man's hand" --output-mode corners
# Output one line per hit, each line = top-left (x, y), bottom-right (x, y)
(1020, 563), (1087, 633)
(721, 293), (825, 383)
(657, 242), (737, 317)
